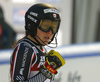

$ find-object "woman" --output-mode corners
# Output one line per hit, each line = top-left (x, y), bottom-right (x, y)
(10, 3), (64, 82)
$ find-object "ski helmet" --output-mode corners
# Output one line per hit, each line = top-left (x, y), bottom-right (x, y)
(25, 3), (61, 43)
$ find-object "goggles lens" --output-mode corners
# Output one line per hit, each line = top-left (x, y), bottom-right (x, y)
(38, 19), (59, 34)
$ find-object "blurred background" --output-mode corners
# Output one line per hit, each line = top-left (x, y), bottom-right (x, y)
(0, 0), (100, 82)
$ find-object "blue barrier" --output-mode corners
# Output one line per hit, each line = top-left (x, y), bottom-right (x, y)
(0, 42), (100, 65)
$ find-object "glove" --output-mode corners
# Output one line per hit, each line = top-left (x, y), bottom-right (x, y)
(46, 50), (65, 70)
(40, 50), (65, 79)
(39, 57), (58, 79)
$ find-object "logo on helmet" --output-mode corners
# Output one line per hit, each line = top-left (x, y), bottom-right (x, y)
(44, 9), (58, 14)
(30, 12), (38, 17)
(53, 14), (57, 18)
(27, 15), (37, 23)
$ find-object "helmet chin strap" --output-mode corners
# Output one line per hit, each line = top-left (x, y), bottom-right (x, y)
(35, 34), (58, 48)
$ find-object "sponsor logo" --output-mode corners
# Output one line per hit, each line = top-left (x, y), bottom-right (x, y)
(37, 56), (45, 68)
(19, 68), (24, 75)
(44, 9), (58, 14)
(16, 75), (24, 81)
(21, 47), (29, 67)
(53, 14), (57, 18)
(32, 47), (39, 54)
(46, 65), (57, 74)
(27, 15), (37, 23)
(30, 12), (38, 17)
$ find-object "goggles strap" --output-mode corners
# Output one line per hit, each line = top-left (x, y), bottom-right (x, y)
(35, 34), (58, 48)
(34, 35), (43, 46)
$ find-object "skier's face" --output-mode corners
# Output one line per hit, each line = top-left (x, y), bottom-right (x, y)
(36, 28), (54, 45)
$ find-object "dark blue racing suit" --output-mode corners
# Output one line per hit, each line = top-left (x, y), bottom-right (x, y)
(10, 38), (54, 82)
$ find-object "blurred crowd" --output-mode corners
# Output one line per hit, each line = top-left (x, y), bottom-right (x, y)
(0, 6), (16, 49)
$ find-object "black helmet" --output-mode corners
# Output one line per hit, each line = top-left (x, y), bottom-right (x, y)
(25, 3), (61, 43)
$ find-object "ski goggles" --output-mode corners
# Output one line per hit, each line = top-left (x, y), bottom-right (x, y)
(38, 19), (59, 34)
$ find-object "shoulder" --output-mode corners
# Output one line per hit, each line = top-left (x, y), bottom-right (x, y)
(16, 38), (37, 50)
(12, 39), (35, 56)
